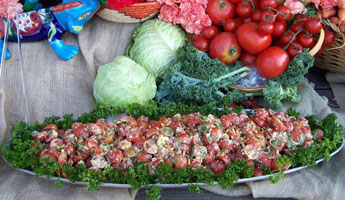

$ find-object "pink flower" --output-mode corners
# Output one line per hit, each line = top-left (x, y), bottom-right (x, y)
(179, 2), (211, 34)
(180, 0), (208, 7)
(158, 4), (180, 24)
(320, 0), (337, 10)
(284, 0), (306, 14)
(157, 0), (181, 5)
(0, 0), (23, 19)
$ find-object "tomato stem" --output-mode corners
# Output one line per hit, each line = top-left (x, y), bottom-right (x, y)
(283, 29), (303, 50)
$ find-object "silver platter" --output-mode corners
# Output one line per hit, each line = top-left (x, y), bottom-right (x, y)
(3, 138), (344, 189)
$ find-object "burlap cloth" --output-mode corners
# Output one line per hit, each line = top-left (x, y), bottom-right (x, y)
(0, 17), (344, 200)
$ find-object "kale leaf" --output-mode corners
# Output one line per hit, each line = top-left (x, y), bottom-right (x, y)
(156, 43), (255, 106)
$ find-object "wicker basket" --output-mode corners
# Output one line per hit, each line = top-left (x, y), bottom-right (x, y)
(314, 35), (345, 73)
(229, 29), (325, 93)
(96, 2), (162, 23)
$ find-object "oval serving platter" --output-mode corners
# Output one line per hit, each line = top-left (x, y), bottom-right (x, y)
(3, 138), (344, 189)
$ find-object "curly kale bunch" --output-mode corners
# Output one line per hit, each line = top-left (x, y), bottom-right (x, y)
(156, 43), (255, 106)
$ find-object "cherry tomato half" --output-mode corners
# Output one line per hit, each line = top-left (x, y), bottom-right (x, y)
(210, 159), (226, 175)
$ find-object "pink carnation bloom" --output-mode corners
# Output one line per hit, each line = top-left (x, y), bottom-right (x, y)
(284, 0), (306, 14)
(179, 2), (211, 34)
(157, 0), (181, 5)
(320, 0), (337, 10)
(180, 0), (208, 7)
(0, 0), (23, 19)
(158, 4), (180, 24)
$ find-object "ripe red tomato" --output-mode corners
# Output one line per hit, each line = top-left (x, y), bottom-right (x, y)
(253, 167), (264, 176)
(240, 51), (257, 66)
(206, 0), (236, 26)
(224, 18), (237, 32)
(276, 6), (291, 21)
(258, 21), (274, 35)
(251, 9), (262, 22)
(297, 32), (315, 48)
(237, 22), (272, 54)
(271, 21), (286, 38)
(280, 31), (296, 45)
(230, 0), (241, 4)
(256, 47), (289, 78)
(260, 0), (277, 9)
(193, 36), (209, 52)
(287, 42), (303, 58)
(305, 17), (322, 34)
(290, 21), (304, 32)
(236, 0), (253, 18)
(209, 32), (242, 65)
(260, 10), (275, 23)
(323, 31), (336, 46)
(294, 14), (308, 23)
(201, 25), (221, 40)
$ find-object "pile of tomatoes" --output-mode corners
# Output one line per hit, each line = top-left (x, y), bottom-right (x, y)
(193, 0), (336, 79)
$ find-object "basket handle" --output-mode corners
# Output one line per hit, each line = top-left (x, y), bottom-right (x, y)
(309, 29), (325, 57)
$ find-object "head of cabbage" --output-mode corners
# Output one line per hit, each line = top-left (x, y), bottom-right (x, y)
(127, 19), (186, 78)
(93, 56), (157, 108)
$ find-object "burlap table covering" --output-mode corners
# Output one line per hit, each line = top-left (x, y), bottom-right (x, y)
(0, 17), (344, 200)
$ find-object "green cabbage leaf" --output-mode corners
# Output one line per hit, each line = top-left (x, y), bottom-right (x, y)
(128, 19), (186, 78)
(93, 56), (156, 108)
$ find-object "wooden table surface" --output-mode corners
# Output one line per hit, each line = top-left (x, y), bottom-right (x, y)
(135, 67), (339, 200)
